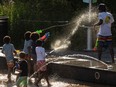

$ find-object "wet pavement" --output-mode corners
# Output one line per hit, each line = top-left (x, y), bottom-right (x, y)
(0, 48), (116, 87)
(0, 73), (115, 87)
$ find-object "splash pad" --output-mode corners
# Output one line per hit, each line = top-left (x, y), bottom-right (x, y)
(0, 51), (116, 87)
(0, 2), (115, 86)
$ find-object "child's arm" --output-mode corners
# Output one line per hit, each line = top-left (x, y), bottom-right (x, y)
(1, 47), (4, 54)
(1, 50), (4, 54)
(11, 44), (17, 56)
(27, 46), (31, 58)
(40, 32), (50, 41)
(16, 63), (22, 73)
(14, 62), (22, 74)
(14, 50), (17, 56)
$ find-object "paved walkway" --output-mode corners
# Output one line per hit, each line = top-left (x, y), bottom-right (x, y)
(0, 73), (115, 87)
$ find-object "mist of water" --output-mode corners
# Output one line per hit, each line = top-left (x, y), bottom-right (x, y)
(51, 11), (97, 51)
(66, 54), (113, 69)
(29, 8), (98, 81)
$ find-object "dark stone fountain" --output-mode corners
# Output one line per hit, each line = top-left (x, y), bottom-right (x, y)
(47, 54), (116, 86)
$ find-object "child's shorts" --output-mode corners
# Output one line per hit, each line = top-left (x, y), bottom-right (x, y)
(16, 76), (28, 87)
(36, 60), (47, 71)
(7, 61), (14, 68)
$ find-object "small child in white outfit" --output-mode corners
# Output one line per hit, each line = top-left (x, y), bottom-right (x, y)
(35, 39), (51, 87)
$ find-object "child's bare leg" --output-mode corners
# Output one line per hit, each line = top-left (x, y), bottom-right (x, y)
(44, 71), (51, 86)
(7, 68), (12, 82)
(16, 74), (19, 81)
(35, 72), (44, 86)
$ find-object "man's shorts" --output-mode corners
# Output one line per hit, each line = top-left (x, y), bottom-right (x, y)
(98, 35), (112, 47)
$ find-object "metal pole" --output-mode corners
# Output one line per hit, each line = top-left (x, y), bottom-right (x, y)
(87, 0), (92, 50)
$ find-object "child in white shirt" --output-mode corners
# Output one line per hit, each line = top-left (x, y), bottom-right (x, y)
(35, 39), (51, 87)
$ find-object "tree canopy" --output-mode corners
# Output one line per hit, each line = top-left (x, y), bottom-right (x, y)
(0, 0), (116, 50)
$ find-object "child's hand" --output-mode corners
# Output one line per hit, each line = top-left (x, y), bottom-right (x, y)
(13, 50), (17, 56)
(45, 32), (50, 38)
(15, 69), (22, 74)
(28, 54), (32, 59)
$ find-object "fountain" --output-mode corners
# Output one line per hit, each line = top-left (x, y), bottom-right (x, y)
(47, 54), (116, 86)
(45, 1), (116, 86)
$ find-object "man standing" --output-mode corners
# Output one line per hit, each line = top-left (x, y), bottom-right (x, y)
(94, 3), (115, 63)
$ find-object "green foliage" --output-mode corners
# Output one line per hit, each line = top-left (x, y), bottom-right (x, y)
(0, 0), (116, 50)
(0, 0), (73, 49)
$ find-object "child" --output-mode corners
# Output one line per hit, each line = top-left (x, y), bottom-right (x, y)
(2, 36), (17, 83)
(23, 31), (32, 80)
(23, 31), (32, 59)
(16, 51), (28, 87)
(30, 32), (40, 82)
(30, 31), (50, 65)
(34, 39), (51, 87)
(30, 32), (40, 74)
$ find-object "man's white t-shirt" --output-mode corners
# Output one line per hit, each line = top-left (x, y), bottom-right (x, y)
(98, 12), (114, 36)
(36, 46), (46, 61)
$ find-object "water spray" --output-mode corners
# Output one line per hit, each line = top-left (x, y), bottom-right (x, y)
(28, 6), (98, 81)
(35, 21), (74, 33)
(51, 11), (97, 51)
(28, 54), (59, 80)
(67, 54), (113, 70)
(28, 41), (71, 80)
(35, 8), (97, 51)
(29, 51), (113, 81)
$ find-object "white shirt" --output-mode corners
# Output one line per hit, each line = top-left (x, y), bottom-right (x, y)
(98, 12), (114, 36)
(2, 43), (15, 61)
(23, 39), (32, 54)
(36, 46), (46, 61)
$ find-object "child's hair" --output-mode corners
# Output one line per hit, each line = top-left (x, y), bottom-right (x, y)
(36, 39), (43, 46)
(24, 31), (31, 40)
(19, 51), (26, 59)
(3, 36), (11, 44)
(30, 32), (40, 41)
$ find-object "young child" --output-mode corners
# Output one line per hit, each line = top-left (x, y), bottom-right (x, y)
(23, 31), (32, 80)
(34, 39), (51, 87)
(30, 32), (40, 74)
(2, 36), (17, 83)
(30, 32), (40, 83)
(23, 31), (32, 60)
(16, 51), (28, 87)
